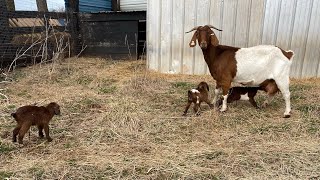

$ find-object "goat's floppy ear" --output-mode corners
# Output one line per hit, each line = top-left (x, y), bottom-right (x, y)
(210, 33), (219, 46)
(189, 32), (197, 47)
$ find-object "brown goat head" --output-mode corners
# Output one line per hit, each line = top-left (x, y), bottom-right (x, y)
(47, 102), (61, 115)
(186, 25), (222, 49)
(197, 81), (210, 92)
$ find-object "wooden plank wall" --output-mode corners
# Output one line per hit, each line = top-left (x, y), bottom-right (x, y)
(147, 0), (320, 78)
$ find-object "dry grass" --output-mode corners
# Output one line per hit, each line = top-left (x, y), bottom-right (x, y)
(0, 57), (319, 179)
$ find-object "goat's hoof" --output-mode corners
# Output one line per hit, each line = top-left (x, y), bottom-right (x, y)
(182, 113), (187, 116)
(47, 138), (53, 142)
(18, 141), (23, 144)
(283, 114), (291, 118)
(219, 108), (227, 112)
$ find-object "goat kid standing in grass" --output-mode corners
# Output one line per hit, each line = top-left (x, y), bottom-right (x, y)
(186, 25), (294, 118)
(183, 81), (214, 116)
(11, 102), (61, 144)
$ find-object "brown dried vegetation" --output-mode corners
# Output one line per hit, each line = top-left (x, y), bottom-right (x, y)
(0, 58), (319, 179)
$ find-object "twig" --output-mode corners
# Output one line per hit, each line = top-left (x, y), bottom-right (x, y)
(76, 43), (87, 58)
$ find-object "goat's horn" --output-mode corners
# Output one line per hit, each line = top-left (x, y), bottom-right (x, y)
(207, 25), (222, 31)
(185, 26), (201, 33)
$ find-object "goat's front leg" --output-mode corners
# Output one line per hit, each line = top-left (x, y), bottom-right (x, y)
(37, 125), (44, 138)
(220, 85), (230, 112)
(193, 101), (201, 116)
(183, 101), (192, 116)
(43, 124), (52, 142)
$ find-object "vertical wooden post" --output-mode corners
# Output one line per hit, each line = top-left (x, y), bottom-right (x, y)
(112, 0), (119, 11)
(6, 0), (15, 11)
(36, 0), (49, 12)
(0, 0), (9, 44)
(67, 0), (80, 56)
(0, 0), (10, 62)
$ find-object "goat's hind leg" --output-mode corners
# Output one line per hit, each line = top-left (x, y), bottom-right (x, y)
(18, 123), (31, 144)
(274, 77), (291, 118)
(12, 126), (21, 142)
(38, 125), (44, 138)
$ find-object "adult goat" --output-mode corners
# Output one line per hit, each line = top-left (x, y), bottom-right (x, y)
(186, 25), (294, 118)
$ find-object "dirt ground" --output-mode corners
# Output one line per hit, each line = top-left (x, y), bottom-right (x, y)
(0, 57), (319, 179)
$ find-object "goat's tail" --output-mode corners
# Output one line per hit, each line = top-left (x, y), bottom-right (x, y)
(286, 50), (294, 60)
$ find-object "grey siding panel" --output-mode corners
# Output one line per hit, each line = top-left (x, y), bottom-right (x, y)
(302, 0), (320, 78)
(147, 0), (161, 71)
(276, 0), (296, 49)
(160, 0), (172, 73)
(120, 0), (147, 11)
(221, 0), (237, 45)
(182, 0), (196, 74)
(290, 0), (313, 78)
(171, 0), (185, 74)
(147, 0), (320, 78)
(247, 0), (265, 47)
(262, 0), (281, 45)
(234, 0), (251, 48)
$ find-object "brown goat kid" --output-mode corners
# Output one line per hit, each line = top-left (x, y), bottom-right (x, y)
(218, 79), (279, 108)
(183, 82), (214, 116)
(11, 102), (61, 144)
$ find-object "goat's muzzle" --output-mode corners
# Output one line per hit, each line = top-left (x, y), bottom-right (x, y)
(200, 42), (207, 49)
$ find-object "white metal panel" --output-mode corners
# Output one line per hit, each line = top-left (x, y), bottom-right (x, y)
(160, 0), (172, 73)
(275, 0), (297, 49)
(262, 0), (281, 45)
(221, 0), (237, 45)
(182, 0), (197, 74)
(302, 0), (320, 77)
(120, 0), (147, 11)
(234, 0), (251, 48)
(171, 0), (185, 74)
(290, 0), (313, 78)
(147, 0), (320, 78)
(147, 0), (161, 71)
(247, 0), (265, 47)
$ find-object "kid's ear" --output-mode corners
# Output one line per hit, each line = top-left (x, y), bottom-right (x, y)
(210, 33), (219, 46)
(189, 31), (197, 47)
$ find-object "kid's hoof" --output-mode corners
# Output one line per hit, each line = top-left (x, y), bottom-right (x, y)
(283, 114), (291, 118)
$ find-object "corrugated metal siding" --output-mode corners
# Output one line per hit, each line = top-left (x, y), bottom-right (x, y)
(120, 0), (147, 11)
(147, 0), (320, 78)
(79, 0), (112, 12)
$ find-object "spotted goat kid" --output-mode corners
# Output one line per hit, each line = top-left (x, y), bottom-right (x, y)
(183, 82), (214, 116)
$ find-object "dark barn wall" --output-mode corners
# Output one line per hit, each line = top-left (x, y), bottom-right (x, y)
(79, 11), (146, 60)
